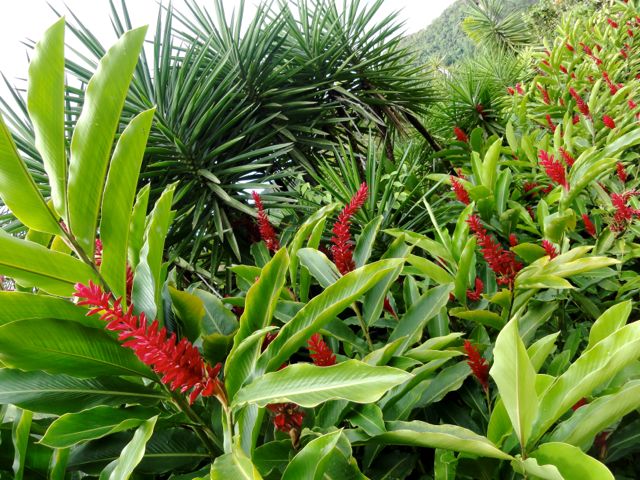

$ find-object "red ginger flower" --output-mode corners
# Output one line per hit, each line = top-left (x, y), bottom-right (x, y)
(307, 333), (336, 366)
(537, 84), (551, 105)
(559, 147), (575, 168)
(603, 72), (619, 95)
(569, 87), (590, 117)
(607, 18), (619, 28)
(466, 277), (484, 302)
(74, 282), (224, 405)
(454, 126), (468, 142)
(464, 340), (489, 392)
(559, 65), (568, 74)
(566, 42), (574, 52)
(539, 150), (568, 190)
(617, 163), (628, 183)
(507, 87), (515, 95)
(331, 182), (368, 275)
(95, 239), (134, 303)
(611, 191), (640, 232)
(515, 83), (525, 95)
(629, 99), (637, 109)
(603, 115), (616, 129)
(582, 213), (596, 237)
(450, 176), (470, 205)
(252, 191), (280, 252)
(542, 240), (558, 259)
(467, 215), (522, 289)
(545, 114), (556, 132)
(266, 403), (304, 433)
(509, 233), (518, 247)
(383, 297), (398, 319)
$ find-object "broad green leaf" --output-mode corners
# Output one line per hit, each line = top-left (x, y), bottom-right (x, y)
(12, 408), (32, 480)
(407, 254), (454, 284)
(511, 243), (546, 264)
(527, 333), (559, 372)
(481, 138), (502, 190)
(49, 448), (70, 480)
(67, 26), (148, 255)
(454, 236), (475, 303)
(586, 301), (631, 351)
(417, 361), (470, 407)
(451, 203), (473, 261)
(389, 284), (453, 354)
(297, 248), (340, 288)
(365, 420), (512, 460)
(226, 249), (289, 398)
(169, 287), (205, 341)
(194, 289), (238, 336)
(450, 309), (504, 330)
(259, 259), (403, 372)
(211, 445), (263, 480)
(41, 406), (158, 448)
(128, 184), (150, 269)
(511, 456), (563, 480)
(529, 442), (613, 480)
(349, 404), (386, 436)
(0, 113), (60, 235)
(354, 215), (383, 268)
(101, 415), (157, 480)
(27, 17), (67, 218)
(0, 370), (165, 414)
(434, 448), (457, 480)
(233, 360), (411, 409)
(532, 320), (640, 444)
(100, 109), (155, 298)
(0, 319), (151, 378)
(282, 430), (342, 480)
(548, 380), (640, 450)
(490, 318), (537, 449)
(0, 292), (97, 328)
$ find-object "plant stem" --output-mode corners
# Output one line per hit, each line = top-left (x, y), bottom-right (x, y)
(170, 390), (223, 457)
(352, 303), (374, 350)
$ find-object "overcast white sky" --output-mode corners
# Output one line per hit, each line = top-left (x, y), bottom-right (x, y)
(0, 0), (455, 91)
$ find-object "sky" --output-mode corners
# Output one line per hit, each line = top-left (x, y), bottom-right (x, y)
(0, 0), (455, 92)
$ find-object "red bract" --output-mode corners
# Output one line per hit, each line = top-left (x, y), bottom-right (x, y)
(537, 84), (551, 104)
(603, 115), (616, 129)
(569, 87), (590, 117)
(582, 213), (596, 237)
(607, 18), (619, 28)
(252, 191), (280, 252)
(454, 126), (468, 142)
(545, 114), (556, 132)
(467, 215), (522, 288)
(566, 42), (575, 52)
(611, 191), (640, 232)
(559, 147), (575, 168)
(466, 277), (484, 302)
(603, 72), (619, 95)
(266, 403), (304, 433)
(523, 181), (538, 195)
(451, 176), (470, 205)
(617, 163), (628, 182)
(383, 297), (398, 319)
(74, 281), (224, 405)
(573, 114), (580, 125)
(507, 87), (515, 95)
(539, 150), (568, 189)
(307, 333), (337, 366)
(463, 340), (489, 392)
(629, 99), (638, 109)
(542, 240), (558, 259)
(331, 182), (368, 275)
(509, 233), (518, 247)
(515, 83), (525, 95)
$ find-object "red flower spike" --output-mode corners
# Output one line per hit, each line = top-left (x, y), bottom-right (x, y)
(542, 240), (558, 259)
(539, 150), (568, 190)
(74, 282), (224, 405)
(607, 18), (619, 28)
(454, 126), (468, 142)
(569, 87), (590, 117)
(603, 72), (619, 95)
(331, 183), (368, 275)
(629, 99), (637, 109)
(252, 191), (280, 252)
(559, 147), (575, 168)
(463, 340), (490, 392)
(515, 83), (525, 95)
(266, 403), (305, 433)
(603, 115), (616, 129)
(572, 114), (580, 125)
(545, 114), (556, 132)
(611, 191), (640, 232)
(307, 333), (337, 366)
(466, 277), (484, 302)
(507, 87), (515, 95)
(559, 65), (568, 74)
(451, 176), (470, 205)
(467, 215), (522, 289)
(582, 213), (596, 237)
(523, 181), (539, 196)
(509, 233), (518, 247)
(617, 163), (628, 183)
(537, 84), (551, 105)
(566, 42), (574, 52)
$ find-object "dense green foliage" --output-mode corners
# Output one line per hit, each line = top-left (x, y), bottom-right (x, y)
(1, 0), (640, 479)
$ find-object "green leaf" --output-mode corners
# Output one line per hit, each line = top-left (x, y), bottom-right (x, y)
(259, 259), (404, 372)
(481, 138), (502, 190)
(407, 254), (454, 284)
(548, 380), (640, 450)
(0, 113), (60, 235)
(490, 318), (538, 449)
(100, 416), (157, 480)
(211, 445), (263, 480)
(194, 289), (238, 337)
(389, 284), (453, 354)
(168, 287), (205, 341)
(12, 408), (32, 480)
(0, 370), (165, 414)
(100, 109), (156, 298)
(27, 17), (67, 218)
(128, 184), (150, 269)
(226, 249), (289, 399)
(349, 404), (386, 436)
(0, 292), (98, 328)
(532, 320), (640, 444)
(529, 442), (613, 480)
(354, 215), (383, 268)
(281, 430), (342, 480)
(417, 361), (470, 407)
(527, 333), (559, 372)
(454, 236), (476, 303)
(511, 456), (563, 480)
(586, 301), (631, 351)
(67, 26), (148, 255)
(365, 420), (512, 460)
(0, 319), (151, 378)
(297, 248), (340, 288)
(41, 406), (158, 448)
(233, 360), (411, 409)
(511, 243), (546, 264)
